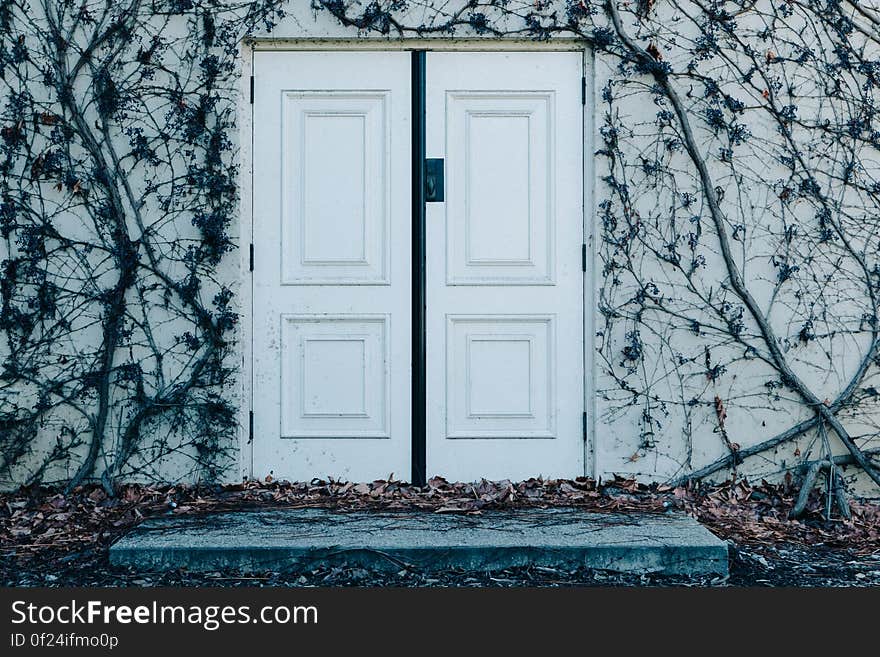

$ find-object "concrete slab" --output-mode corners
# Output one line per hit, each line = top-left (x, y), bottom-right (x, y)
(110, 508), (728, 576)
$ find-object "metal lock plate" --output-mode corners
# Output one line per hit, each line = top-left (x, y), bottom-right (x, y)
(425, 158), (444, 202)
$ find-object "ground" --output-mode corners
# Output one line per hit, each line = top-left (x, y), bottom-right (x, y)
(5, 542), (880, 587)
(2, 476), (879, 587)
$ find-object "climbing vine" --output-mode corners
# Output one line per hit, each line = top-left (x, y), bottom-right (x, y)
(0, 0), (285, 491)
(2, 1), (879, 512)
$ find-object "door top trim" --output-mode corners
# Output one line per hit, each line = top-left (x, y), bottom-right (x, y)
(249, 38), (588, 52)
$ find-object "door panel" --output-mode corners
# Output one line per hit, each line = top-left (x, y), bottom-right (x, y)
(282, 92), (390, 284)
(446, 315), (555, 439)
(252, 51), (411, 482)
(446, 92), (554, 284)
(425, 52), (584, 481)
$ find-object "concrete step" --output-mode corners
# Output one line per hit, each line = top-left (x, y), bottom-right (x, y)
(109, 508), (728, 576)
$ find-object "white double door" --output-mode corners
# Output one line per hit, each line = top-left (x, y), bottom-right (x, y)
(253, 50), (585, 483)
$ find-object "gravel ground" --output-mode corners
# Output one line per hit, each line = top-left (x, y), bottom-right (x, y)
(3, 541), (879, 587)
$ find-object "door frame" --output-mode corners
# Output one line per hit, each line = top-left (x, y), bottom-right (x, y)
(239, 39), (597, 484)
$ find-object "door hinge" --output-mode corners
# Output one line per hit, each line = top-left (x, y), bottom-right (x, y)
(581, 243), (587, 272)
(249, 75), (254, 104)
(581, 76), (586, 105)
(248, 410), (254, 444)
(249, 243), (254, 272)
(583, 411), (588, 442)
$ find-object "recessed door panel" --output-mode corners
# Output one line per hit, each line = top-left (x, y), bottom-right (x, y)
(446, 315), (555, 438)
(446, 92), (555, 284)
(280, 315), (389, 438)
(282, 92), (390, 285)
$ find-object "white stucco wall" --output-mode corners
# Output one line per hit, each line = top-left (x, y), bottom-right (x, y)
(3, 1), (878, 493)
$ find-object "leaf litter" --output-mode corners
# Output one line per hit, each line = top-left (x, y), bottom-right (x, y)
(1, 475), (878, 586)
